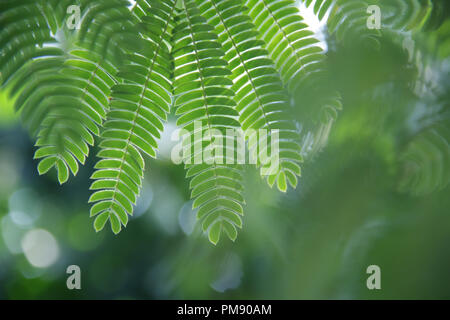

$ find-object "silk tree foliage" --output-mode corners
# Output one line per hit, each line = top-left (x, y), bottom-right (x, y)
(1, 0), (447, 244)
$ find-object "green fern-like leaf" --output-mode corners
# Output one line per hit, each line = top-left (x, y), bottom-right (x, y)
(246, 0), (325, 91)
(245, 0), (341, 159)
(197, 0), (303, 190)
(172, 0), (245, 244)
(89, 0), (175, 233)
(33, 49), (117, 183)
(10, 1), (141, 184)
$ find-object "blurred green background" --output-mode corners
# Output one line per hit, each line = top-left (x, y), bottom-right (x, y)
(0, 1), (449, 299)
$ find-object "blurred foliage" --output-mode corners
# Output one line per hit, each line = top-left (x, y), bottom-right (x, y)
(0, 89), (16, 126)
(0, 0), (449, 299)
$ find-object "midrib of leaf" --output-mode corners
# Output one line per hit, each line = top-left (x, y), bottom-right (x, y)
(108, 3), (176, 209)
(210, 0), (271, 130)
(81, 63), (100, 99)
(78, 63), (106, 123)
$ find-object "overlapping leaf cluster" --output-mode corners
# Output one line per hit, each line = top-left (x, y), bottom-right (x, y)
(2, 0), (314, 244)
(5, 0), (444, 244)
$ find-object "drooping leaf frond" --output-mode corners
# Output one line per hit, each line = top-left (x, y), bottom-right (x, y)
(197, 0), (303, 190)
(6, 1), (140, 184)
(89, 0), (175, 234)
(35, 0), (142, 183)
(33, 49), (118, 183)
(245, 0), (341, 159)
(172, 0), (245, 244)
(245, 0), (324, 91)
(5, 0), (434, 243)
